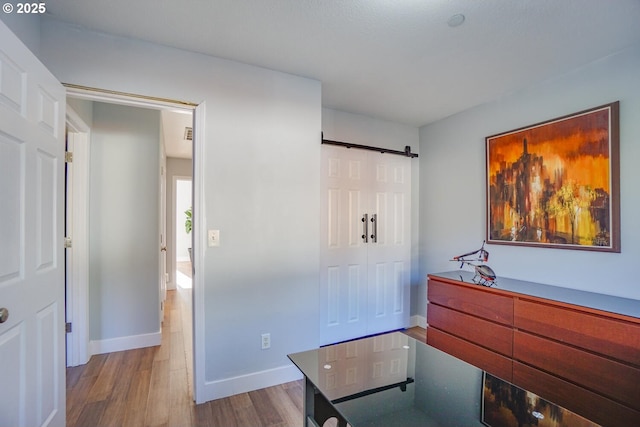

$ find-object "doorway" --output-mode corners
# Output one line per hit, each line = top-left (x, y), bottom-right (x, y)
(175, 178), (193, 289)
(63, 86), (201, 401)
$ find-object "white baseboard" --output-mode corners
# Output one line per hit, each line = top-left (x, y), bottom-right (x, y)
(410, 315), (427, 329)
(89, 331), (161, 356)
(199, 364), (303, 403)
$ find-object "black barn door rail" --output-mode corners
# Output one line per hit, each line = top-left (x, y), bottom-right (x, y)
(321, 138), (418, 158)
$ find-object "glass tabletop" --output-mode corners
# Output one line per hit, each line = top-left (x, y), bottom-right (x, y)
(288, 332), (599, 427)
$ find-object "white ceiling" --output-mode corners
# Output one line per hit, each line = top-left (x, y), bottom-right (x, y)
(161, 110), (193, 159)
(45, 0), (640, 127)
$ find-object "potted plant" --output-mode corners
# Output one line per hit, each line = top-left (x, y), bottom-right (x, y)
(185, 207), (192, 262)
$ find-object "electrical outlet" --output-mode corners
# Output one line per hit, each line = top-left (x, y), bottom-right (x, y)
(261, 333), (271, 350)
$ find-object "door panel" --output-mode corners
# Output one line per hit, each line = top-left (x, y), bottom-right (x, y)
(366, 153), (411, 336)
(0, 21), (66, 427)
(320, 146), (368, 344)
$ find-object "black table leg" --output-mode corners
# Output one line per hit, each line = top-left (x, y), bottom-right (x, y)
(303, 376), (348, 427)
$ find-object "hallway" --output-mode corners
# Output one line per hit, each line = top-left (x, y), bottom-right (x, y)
(66, 287), (195, 426)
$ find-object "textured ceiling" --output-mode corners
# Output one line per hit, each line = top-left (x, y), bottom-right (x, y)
(45, 0), (640, 127)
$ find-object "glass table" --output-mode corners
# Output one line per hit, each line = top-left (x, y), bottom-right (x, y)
(288, 332), (599, 427)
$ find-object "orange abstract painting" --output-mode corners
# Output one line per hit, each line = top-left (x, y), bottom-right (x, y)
(486, 102), (620, 252)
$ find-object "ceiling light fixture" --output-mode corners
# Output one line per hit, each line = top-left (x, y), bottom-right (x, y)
(447, 14), (465, 28)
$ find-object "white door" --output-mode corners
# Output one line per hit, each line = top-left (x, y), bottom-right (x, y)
(64, 107), (90, 368)
(0, 21), (66, 427)
(65, 132), (74, 363)
(366, 153), (411, 336)
(320, 145), (411, 345)
(320, 145), (370, 344)
(160, 157), (167, 323)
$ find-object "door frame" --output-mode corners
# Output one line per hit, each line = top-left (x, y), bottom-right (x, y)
(65, 105), (91, 367)
(63, 85), (206, 403)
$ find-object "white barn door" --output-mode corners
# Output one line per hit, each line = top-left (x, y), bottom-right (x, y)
(366, 153), (411, 336)
(320, 145), (411, 345)
(320, 145), (369, 345)
(0, 22), (66, 427)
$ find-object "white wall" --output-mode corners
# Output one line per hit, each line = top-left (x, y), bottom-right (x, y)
(419, 44), (640, 311)
(322, 109), (423, 321)
(37, 17), (321, 399)
(89, 102), (161, 342)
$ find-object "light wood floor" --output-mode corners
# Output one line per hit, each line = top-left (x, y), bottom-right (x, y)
(176, 261), (192, 278)
(66, 288), (426, 426)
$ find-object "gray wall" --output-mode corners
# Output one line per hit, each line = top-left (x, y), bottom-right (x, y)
(89, 102), (161, 340)
(166, 157), (192, 289)
(36, 16), (321, 397)
(0, 14), (40, 56)
(67, 98), (93, 127)
(418, 43), (640, 316)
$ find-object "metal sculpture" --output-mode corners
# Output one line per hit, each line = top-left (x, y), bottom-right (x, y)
(451, 241), (496, 286)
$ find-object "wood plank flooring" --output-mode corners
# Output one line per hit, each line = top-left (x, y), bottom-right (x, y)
(66, 288), (426, 426)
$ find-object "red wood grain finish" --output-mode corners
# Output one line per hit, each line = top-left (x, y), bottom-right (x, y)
(427, 279), (513, 325)
(427, 327), (512, 381)
(427, 274), (640, 423)
(427, 303), (513, 356)
(514, 298), (640, 366)
(513, 331), (640, 412)
(513, 361), (640, 427)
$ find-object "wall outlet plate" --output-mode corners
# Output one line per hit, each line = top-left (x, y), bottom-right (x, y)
(261, 333), (270, 350)
(208, 229), (220, 247)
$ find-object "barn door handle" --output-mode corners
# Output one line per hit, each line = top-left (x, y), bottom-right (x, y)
(361, 214), (368, 243)
(370, 214), (377, 243)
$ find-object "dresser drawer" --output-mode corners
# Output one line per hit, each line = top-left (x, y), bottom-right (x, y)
(427, 327), (512, 381)
(514, 298), (640, 366)
(514, 331), (640, 412)
(427, 303), (513, 356)
(513, 362), (640, 427)
(428, 279), (513, 326)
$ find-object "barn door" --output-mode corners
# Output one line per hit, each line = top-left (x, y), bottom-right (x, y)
(319, 144), (411, 345)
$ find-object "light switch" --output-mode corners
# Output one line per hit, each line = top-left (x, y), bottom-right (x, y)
(208, 229), (220, 247)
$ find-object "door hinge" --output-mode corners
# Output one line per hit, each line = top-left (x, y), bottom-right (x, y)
(64, 237), (72, 248)
(65, 322), (72, 333)
(65, 151), (73, 163)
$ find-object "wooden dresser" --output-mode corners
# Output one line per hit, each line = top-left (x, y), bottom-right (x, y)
(426, 271), (640, 427)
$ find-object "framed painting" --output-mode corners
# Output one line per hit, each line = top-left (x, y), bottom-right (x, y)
(486, 102), (620, 252)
